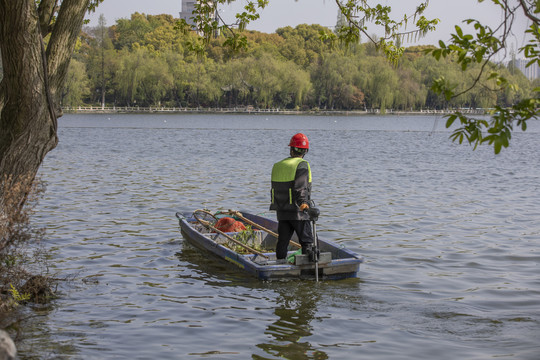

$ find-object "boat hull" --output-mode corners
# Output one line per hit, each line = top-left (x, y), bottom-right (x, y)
(177, 211), (363, 280)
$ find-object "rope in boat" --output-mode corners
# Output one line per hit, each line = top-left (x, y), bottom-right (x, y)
(193, 209), (269, 259)
(225, 210), (301, 249)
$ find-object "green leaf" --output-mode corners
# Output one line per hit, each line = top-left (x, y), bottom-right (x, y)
(487, 72), (499, 80)
(445, 115), (457, 128)
(482, 134), (495, 144)
(501, 134), (509, 148)
(475, 51), (483, 63)
(455, 25), (463, 38)
(494, 139), (502, 154)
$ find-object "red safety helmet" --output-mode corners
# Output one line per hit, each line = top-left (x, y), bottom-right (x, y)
(289, 133), (309, 149)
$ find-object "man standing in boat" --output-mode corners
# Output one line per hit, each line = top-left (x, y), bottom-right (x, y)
(270, 133), (315, 263)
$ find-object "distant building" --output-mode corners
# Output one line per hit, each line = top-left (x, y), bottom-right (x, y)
(179, 0), (219, 36)
(179, 0), (197, 26)
(509, 58), (540, 80)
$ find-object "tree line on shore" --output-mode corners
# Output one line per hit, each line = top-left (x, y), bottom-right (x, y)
(63, 12), (536, 111)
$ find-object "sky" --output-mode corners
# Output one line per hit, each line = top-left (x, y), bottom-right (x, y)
(86, 0), (531, 61)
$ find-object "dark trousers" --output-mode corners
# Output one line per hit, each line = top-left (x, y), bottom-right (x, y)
(276, 220), (314, 259)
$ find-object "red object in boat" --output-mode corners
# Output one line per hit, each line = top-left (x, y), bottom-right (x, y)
(215, 217), (246, 232)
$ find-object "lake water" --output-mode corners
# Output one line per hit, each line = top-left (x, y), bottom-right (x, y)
(20, 113), (540, 359)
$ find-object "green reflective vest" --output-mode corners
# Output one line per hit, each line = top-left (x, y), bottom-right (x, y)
(270, 157), (312, 212)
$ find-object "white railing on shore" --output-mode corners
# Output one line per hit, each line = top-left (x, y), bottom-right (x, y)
(61, 106), (486, 115)
(63, 106), (295, 113)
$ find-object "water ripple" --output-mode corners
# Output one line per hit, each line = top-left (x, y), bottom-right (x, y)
(22, 114), (540, 359)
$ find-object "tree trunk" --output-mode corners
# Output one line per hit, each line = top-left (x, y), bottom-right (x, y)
(0, 0), (89, 196)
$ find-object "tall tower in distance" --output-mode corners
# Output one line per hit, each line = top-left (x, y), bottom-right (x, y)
(179, 0), (197, 27)
(179, 0), (219, 36)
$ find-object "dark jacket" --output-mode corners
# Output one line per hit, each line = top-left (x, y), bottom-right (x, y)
(270, 157), (312, 221)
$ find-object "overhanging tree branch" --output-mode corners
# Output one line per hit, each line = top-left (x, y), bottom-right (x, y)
(518, 0), (540, 24)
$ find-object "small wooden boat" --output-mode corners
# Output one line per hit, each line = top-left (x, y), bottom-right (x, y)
(175, 209), (363, 280)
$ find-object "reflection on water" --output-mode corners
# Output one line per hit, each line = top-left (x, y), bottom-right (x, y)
(257, 285), (326, 360)
(179, 242), (329, 360)
(21, 114), (540, 359)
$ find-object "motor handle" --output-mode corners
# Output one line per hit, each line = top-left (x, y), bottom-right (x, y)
(307, 207), (320, 222)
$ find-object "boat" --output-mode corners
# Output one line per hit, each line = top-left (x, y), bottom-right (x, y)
(175, 209), (363, 280)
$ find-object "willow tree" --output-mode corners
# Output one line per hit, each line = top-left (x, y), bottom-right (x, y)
(336, 1), (539, 153)
(0, 0), (102, 204)
(193, 0), (539, 153)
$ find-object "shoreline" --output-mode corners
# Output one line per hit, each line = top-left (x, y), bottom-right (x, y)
(62, 106), (487, 116)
